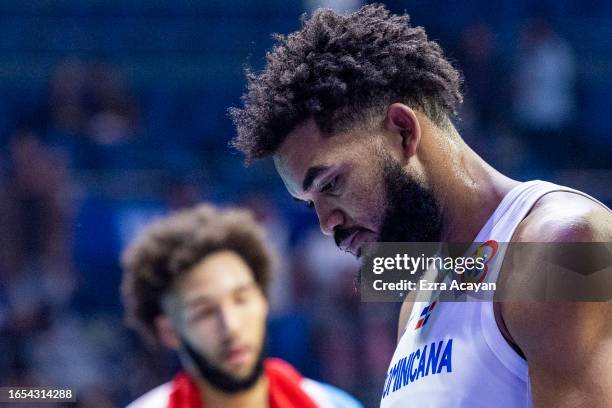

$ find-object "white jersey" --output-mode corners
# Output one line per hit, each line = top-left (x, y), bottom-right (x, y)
(380, 180), (607, 408)
(127, 375), (362, 408)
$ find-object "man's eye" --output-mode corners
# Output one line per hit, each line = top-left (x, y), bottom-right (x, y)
(193, 308), (214, 320)
(234, 287), (254, 304)
(320, 177), (337, 193)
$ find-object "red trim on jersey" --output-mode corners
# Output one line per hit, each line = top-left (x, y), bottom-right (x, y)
(167, 358), (319, 408)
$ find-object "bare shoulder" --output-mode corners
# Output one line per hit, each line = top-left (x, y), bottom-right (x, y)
(500, 191), (612, 405)
(504, 189), (611, 310)
(504, 190), (611, 294)
(513, 190), (611, 243)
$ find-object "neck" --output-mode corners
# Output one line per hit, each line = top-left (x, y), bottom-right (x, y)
(423, 131), (519, 242)
(198, 375), (269, 408)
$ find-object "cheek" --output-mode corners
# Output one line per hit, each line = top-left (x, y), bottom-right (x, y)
(343, 174), (386, 227)
(185, 324), (219, 357)
(243, 299), (268, 339)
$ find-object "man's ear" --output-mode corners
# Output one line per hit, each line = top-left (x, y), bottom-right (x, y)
(154, 314), (180, 350)
(383, 103), (422, 163)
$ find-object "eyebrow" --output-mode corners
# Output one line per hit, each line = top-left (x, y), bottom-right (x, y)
(302, 165), (329, 192)
(184, 295), (212, 309)
(183, 283), (257, 308)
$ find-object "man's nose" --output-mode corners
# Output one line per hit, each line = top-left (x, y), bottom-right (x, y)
(217, 305), (241, 337)
(317, 206), (344, 236)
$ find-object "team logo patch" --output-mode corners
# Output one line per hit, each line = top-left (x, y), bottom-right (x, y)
(461, 240), (498, 285)
(415, 301), (437, 330)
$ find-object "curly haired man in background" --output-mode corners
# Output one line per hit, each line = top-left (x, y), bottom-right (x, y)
(121, 204), (363, 408)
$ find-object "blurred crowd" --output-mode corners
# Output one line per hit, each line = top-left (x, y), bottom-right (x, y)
(0, 1), (610, 407)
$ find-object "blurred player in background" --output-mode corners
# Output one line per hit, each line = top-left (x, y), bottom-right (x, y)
(230, 4), (612, 407)
(121, 204), (362, 408)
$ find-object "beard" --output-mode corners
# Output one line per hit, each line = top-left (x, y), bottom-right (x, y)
(333, 153), (443, 258)
(180, 336), (265, 394)
(377, 154), (443, 243)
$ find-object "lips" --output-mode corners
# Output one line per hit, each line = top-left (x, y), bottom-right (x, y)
(341, 230), (370, 257)
(223, 346), (252, 367)
(339, 230), (359, 253)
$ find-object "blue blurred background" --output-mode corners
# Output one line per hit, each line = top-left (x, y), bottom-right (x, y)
(0, 1), (610, 407)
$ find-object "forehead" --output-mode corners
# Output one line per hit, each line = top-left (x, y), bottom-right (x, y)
(176, 250), (255, 302)
(273, 119), (368, 196)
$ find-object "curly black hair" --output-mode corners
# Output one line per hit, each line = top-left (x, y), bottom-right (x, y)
(121, 204), (274, 346)
(230, 3), (463, 162)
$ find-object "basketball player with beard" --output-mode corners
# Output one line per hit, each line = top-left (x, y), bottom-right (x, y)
(230, 5), (612, 407)
(121, 204), (362, 408)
